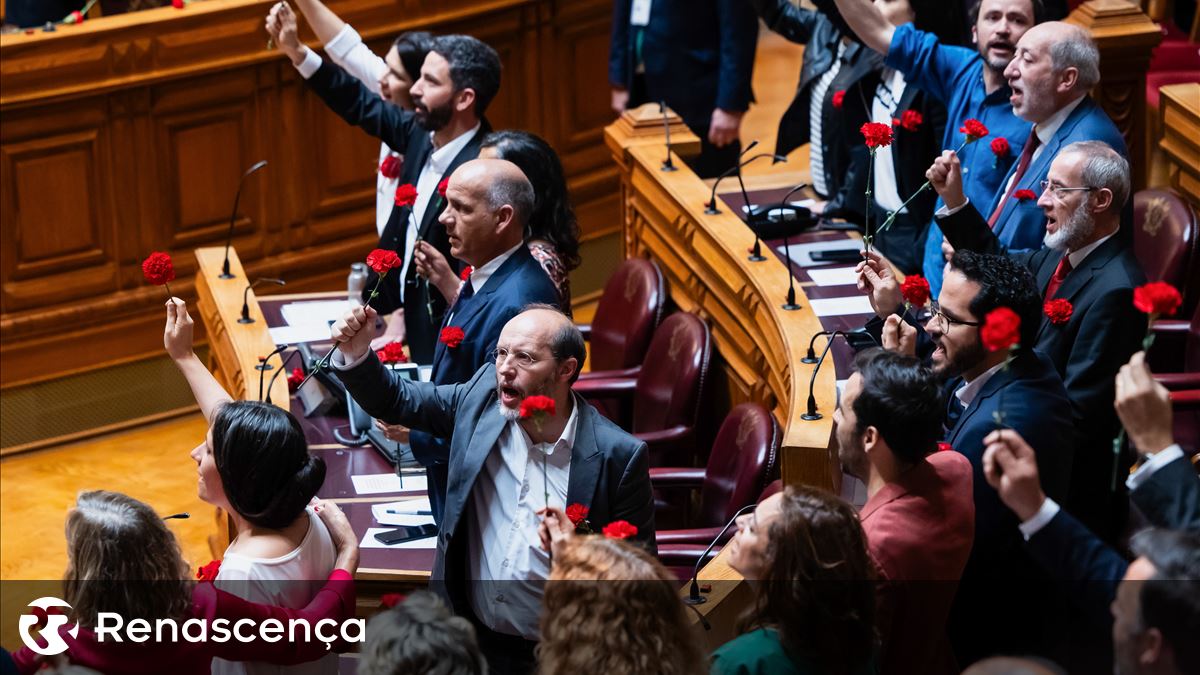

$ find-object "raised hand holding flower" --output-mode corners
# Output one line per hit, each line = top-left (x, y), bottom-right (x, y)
(143, 252), (176, 298)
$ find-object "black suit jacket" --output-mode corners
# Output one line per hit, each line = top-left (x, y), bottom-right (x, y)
(304, 58), (489, 362)
(938, 207), (1148, 532)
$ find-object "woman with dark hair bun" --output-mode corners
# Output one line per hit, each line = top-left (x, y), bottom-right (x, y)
(414, 130), (580, 314)
(163, 298), (337, 675)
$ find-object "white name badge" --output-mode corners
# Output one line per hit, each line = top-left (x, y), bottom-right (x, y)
(630, 0), (652, 26)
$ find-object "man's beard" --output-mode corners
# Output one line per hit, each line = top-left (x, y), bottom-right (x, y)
(495, 377), (555, 422)
(934, 338), (987, 381)
(1043, 202), (1096, 252)
(980, 39), (1017, 74)
(413, 98), (453, 131)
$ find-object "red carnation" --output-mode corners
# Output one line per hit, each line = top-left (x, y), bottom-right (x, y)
(64, 10), (84, 24)
(1132, 281), (1182, 317)
(959, 119), (989, 141)
(196, 559), (221, 582)
(439, 326), (465, 349)
(602, 520), (638, 540)
(379, 154), (401, 180)
(1043, 299), (1073, 326)
(380, 593), (406, 609)
(460, 265), (473, 282)
(376, 341), (409, 364)
(860, 122), (894, 150)
(901, 274), (931, 309)
(894, 110), (923, 132)
(519, 395), (556, 420)
(991, 137), (1010, 158)
(172, 0), (186, 8)
(832, 90), (845, 110)
(937, 442), (954, 453)
(1014, 189), (1038, 201)
(394, 183), (418, 207)
(142, 252), (175, 285)
(981, 307), (1022, 353)
(565, 503), (590, 527)
(286, 367), (304, 392)
(366, 248), (402, 275)
(437, 177), (449, 198)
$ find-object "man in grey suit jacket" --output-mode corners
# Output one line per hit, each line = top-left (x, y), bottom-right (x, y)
(329, 304), (654, 675)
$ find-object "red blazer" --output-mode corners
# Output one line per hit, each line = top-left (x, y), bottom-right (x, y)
(861, 450), (974, 675)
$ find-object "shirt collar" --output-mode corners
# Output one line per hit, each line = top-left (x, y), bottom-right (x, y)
(1067, 230), (1116, 269)
(428, 122), (482, 174)
(1034, 96), (1085, 146)
(469, 243), (523, 294)
(955, 359), (1009, 408)
(517, 393), (580, 458)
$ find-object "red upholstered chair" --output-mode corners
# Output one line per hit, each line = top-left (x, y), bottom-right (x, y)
(658, 478), (783, 582)
(577, 258), (666, 381)
(651, 403), (781, 542)
(573, 312), (712, 467)
(1132, 189), (1199, 315)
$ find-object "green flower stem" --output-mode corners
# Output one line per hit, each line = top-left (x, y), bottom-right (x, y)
(864, 149), (876, 253)
(1112, 312), (1160, 491)
(878, 137), (977, 236)
(298, 269), (390, 391)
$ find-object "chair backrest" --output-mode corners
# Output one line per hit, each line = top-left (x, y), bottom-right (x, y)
(1186, 302), (1200, 372)
(588, 258), (666, 372)
(696, 403), (780, 527)
(631, 312), (712, 434)
(1133, 189), (1199, 314)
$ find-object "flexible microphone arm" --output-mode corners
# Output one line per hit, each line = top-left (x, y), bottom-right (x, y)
(265, 349), (301, 405)
(775, 182), (810, 310)
(684, 502), (758, 605)
(801, 331), (851, 421)
(660, 102), (676, 172)
(802, 330), (843, 364)
(239, 278), (286, 324)
(257, 343), (290, 401)
(220, 160), (269, 280)
(704, 146), (784, 215)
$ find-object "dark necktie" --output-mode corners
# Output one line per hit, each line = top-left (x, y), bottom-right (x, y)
(944, 390), (965, 435)
(445, 278), (475, 326)
(988, 129), (1041, 228)
(1043, 255), (1073, 299)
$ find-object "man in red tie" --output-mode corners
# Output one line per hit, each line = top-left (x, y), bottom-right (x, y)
(928, 139), (1147, 542)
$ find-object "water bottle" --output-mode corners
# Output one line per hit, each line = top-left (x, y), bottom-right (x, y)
(348, 263), (368, 306)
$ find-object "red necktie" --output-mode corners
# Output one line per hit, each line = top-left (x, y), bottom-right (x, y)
(988, 130), (1041, 228)
(1044, 255), (1073, 299)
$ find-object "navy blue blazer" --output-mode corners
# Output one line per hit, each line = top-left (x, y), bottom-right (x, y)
(986, 96), (1126, 253)
(304, 58), (488, 362)
(609, 0), (757, 132)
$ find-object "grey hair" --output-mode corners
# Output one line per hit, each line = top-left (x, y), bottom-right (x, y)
(1049, 25), (1100, 92)
(1063, 140), (1130, 209)
(359, 591), (487, 675)
(486, 169), (535, 228)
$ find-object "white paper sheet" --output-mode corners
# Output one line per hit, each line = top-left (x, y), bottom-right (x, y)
(280, 300), (352, 327)
(371, 498), (435, 526)
(807, 266), (859, 287)
(351, 473), (428, 495)
(776, 240), (864, 267)
(808, 295), (875, 317)
(740, 199), (817, 215)
(360, 527), (438, 549)
(268, 324), (333, 346)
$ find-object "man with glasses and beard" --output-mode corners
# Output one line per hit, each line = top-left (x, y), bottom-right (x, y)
(927, 140), (1146, 542)
(856, 248), (1074, 663)
(267, 15), (498, 364)
(327, 303), (654, 675)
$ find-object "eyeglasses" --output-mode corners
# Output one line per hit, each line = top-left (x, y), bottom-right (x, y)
(1039, 180), (1095, 200)
(489, 347), (544, 369)
(927, 301), (982, 329)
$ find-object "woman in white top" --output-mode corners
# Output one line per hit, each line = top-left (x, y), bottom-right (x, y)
(163, 297), (337, 675)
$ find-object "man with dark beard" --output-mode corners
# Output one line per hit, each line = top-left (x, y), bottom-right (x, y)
(928, 140), (1147, 541)
(268, 14), (498, 364)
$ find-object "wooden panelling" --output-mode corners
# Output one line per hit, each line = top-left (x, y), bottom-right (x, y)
(0, 0), (619, 389)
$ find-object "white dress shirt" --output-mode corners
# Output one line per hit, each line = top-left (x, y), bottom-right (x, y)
(468, 398), (578, 639)
(954, 359), (1009, 409)
(995, 95), (1086, 198)
(871, 68), (908, 213)
(444, 243), (523, 323)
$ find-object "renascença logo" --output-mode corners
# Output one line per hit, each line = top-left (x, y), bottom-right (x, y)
(19, 597), (79, 656)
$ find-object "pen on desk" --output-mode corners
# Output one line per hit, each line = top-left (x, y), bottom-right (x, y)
(385, 509), (433, 516)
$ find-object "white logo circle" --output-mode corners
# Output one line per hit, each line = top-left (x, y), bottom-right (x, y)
(18, 597), (79, 656)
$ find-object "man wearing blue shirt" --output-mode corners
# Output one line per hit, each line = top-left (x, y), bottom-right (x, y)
(832, 0), (1041, 294)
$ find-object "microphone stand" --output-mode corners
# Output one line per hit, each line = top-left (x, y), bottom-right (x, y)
(775, 182), (810, 311)
(264, 349), (301, 404)
(684, 503), (757, 605)
(257, 343), (290, 401)
(238, 278), (286, 324)
(220, 160), (269, 280)
(739, 145), (788, 262)
(660, 102), (677, 172)
(704, 141), (761, 214)
(801, 330), (843, 364)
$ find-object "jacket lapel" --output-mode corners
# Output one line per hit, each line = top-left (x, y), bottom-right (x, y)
(948, 365), (1013, 448)
(565, 399), (604, 509)
(1035, 236), (1123, 341)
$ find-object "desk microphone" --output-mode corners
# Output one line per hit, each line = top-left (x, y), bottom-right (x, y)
(265, 349), (301, 405)
(739, 148), (788, 262)
(772, 182), (810, 310)
(704, 142), (770, 215)
(239, 278), (286, 324)
(220, 160), (269, 280)
(802, 329), (880, 363)
(257, 343), (290, 401)
(660, 101), (677, 172)
(684, 502), (757, 605)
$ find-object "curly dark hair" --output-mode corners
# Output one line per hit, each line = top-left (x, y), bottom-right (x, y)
(741, 486), (877, 675)
(852, 348), (945, 464)
(430, 35), (501, 116)
(482, 130), (581, 271)
(947, 250), (1042, 351)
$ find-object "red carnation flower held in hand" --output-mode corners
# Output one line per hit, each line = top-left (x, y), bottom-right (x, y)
(565, 503), (590, 528)
(65, 10), (84, 23)
(286, 367), (304, 392)
(196, 560), (221, 582)
(1133, 281), (1182, 317)
(901, 274), (931, 309)
(894, 110), (923, 132)
(1014, 189), (1038, 201)
(959, 119), (989, 141)
(1043, 299), (1073, 326)
(981, 307), (1021, 353)
(602, 520), (638, 540)
(376, 341), (409, 364)
(860, 122), (894, 150)
(437, 177), (449, 198)
(379, 154), (401, 180)
(366, 249), (401, 275)
(394, 183), (418, 207)
(460, 266), (473, 282)
(439, 326), (465, 349)
(832, 90), (845, 110)
(519, 395), (557, 433)
(142, 251), (176, 298)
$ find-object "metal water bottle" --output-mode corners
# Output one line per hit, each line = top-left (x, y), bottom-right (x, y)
(348, 262), (368, 306)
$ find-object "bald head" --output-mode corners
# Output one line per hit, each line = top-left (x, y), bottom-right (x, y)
(963, 656), (1067, 675)
(1004, 21), (1099, 123)
(440, 158), (533, 266)
(500, 305), (585, 383)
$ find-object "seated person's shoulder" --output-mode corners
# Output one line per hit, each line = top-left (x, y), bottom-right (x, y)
(711, 629), (803, 675)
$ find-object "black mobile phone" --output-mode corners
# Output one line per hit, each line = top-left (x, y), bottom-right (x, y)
(810, 249), (864, 263)
(373, 524), (437, 545)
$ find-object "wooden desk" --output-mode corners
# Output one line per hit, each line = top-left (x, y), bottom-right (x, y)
(1159, 83), (1200, 208)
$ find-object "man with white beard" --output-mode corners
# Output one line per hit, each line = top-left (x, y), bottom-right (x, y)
(927, 139), (1147, 542)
